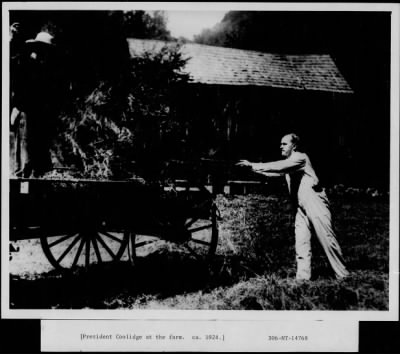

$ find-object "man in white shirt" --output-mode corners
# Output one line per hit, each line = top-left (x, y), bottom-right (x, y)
(237, 133), (349, 280)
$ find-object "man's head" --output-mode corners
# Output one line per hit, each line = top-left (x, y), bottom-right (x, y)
(25, 32), (55, 64)
(280, 133), (300, 157)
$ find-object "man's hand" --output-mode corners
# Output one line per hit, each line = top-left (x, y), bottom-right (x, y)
(236, 160), (252, 168)
(10, 107), (20, 127)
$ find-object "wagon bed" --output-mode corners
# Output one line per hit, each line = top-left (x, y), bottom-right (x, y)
(9, 176), (219, 272)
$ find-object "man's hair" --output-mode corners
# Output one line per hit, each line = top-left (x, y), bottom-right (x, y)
(286, 133), (301, 150)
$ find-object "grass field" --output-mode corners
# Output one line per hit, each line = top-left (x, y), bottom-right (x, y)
(10, 192), (389, 310)
(120, 193), (389, 310)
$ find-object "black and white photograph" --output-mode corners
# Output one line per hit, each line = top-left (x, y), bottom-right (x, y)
(2, 2), (398, 325)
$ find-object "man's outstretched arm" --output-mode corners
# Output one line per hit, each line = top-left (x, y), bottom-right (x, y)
(238, 154), (305, 175)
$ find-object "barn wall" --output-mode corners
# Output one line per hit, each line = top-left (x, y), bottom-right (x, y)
(175, 84), (361, 187)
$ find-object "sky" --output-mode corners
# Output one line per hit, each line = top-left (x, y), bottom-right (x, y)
(164, 11), (227, 40)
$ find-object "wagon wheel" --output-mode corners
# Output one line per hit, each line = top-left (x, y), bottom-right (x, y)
(40, 228), (129, 272)
(130, 195), (219, 261)
(182, 199), (219, 258)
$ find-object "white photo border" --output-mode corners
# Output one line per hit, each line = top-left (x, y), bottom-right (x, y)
(2, 2), (399, 321)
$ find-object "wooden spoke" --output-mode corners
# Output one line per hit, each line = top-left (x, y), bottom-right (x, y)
(128, 234), (166, 260)
(92, 237), (103, 264)
(188, 224), (212, 234)
(98, 231), (124, 243)
(41, 228), (129, 272)
(72, 237), (85, 268)
(190, 238), (211, 246)
(56, 235), (81, 264)
(48, 233), (78, 248)
(85, 237), (91, 268)
(185, 217), (199, 228)
(184, 197), (219, 259)
(96, 234), (116, 260)
(127, 184), (219, 262)
(135, 239), (160, 248)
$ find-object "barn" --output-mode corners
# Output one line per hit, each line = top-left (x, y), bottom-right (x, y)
(127, 38), (354, 186)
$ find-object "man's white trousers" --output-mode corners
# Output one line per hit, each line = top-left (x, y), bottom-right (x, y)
(295, 190), (349, 280)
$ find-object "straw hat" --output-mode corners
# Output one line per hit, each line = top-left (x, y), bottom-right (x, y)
(25, 31), (55, 46)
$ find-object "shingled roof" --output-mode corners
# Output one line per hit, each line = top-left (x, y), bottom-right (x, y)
(127, 38), (353, 94)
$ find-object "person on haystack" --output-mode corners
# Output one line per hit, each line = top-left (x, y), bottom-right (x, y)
(237, 133), (349, 281)
(10, 29), (64, 178)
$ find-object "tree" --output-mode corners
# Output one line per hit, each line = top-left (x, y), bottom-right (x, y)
(53, 42), (189, 180)
(115, 10), (171, 40)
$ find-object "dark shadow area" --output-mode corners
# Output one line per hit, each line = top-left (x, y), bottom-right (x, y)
(9, 252), (253, 309)
(9, 194), (389, 310)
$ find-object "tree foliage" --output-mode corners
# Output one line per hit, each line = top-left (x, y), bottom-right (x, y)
(117, 10), (171, 40)
(53, 42), (189, 180)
